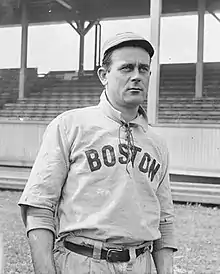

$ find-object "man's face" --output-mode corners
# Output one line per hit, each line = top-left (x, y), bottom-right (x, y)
(104, 47), (151, 109)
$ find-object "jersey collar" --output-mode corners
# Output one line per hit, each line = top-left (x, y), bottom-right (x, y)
(98, 90), (148, 129)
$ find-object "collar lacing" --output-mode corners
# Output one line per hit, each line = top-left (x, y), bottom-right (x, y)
(119, 121), (138, 175)
(99, 90), (148, 175)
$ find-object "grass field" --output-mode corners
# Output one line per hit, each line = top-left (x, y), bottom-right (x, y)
(0, 190), (220, 274)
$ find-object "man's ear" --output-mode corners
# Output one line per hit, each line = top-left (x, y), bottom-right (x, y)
(97, 66), (108, 86)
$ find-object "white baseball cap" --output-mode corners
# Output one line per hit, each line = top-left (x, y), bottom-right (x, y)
(101, 32), (154, 63)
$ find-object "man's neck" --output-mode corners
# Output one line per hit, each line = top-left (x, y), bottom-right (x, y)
(120, 107), (139, 122)
(104, 91), (139, 122)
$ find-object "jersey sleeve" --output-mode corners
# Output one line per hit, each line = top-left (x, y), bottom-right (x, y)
(18, 116), (70, 226)
(157, 153), (174, 223)
(153, 143), (178, 252)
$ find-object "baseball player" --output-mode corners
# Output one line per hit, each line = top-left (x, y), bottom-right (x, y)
(18, 32), (177, 274)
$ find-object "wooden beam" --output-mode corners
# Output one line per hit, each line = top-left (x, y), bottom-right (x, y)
(208, 10), (220, 24)
(68, 19), (97, 75)
(55, 0), (72, 10)
(19, 0), (28, 99)
(94, 23), (98, 70)
(93, 22), (102, 69)
(78, 20), (85, 75)
(67, 20), (80, 34)
(147, 0), (162, 125)
(83, 20), (97, 35)
(195, 0), (205, 98)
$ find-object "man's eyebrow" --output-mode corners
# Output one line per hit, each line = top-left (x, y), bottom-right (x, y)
(118, 63), (133, 69)
(119, 62), (149, 67)
(119, 62), (133, 66)
(138, 63), (150, 68)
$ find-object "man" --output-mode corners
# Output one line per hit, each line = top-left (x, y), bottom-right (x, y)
(19, 32), (177, 274)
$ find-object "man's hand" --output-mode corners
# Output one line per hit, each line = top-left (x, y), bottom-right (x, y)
(152, 247), (174, 274)
(28, 229), (56, 274)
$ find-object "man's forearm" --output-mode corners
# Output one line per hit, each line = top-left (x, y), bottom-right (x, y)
(28, 228), (56, 274)
(152, 247), (174, 274)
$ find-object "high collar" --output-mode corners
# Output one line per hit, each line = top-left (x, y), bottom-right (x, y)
(98, 90), (148, 129)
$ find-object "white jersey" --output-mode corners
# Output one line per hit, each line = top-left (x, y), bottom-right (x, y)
(19, 91), (174, 244)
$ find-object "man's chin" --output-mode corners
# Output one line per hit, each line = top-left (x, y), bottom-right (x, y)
(125, 96), (145, 107)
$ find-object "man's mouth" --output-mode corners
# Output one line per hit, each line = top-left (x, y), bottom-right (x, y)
(128, 88), (143, 92)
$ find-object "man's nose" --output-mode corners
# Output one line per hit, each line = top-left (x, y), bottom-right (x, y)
(131, 68), (141, 82)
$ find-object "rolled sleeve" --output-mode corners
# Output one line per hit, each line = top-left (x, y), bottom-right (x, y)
(157, 170), (175, 223)
(153, 221), (177, 252)
(26, 206), (56, 236)
(18, 116), (70, 226)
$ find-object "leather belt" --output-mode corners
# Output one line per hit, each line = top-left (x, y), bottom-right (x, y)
(63, 240), (151, 263)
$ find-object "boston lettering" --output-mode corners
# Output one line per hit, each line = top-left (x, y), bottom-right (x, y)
(85, 144), (161, 182)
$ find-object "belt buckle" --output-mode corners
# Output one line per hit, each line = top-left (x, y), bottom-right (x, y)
(106, 248), (124, 262)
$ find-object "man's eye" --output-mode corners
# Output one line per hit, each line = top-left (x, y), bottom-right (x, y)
(121, 66), (132, 71)
(140, 67), (149, 73)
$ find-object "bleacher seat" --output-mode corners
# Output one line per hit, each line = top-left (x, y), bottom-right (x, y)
(0, 63), (220, 123)
(0, 68), (38, 109)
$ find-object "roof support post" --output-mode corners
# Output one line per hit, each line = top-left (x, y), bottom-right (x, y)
(98, 23), (102, 67)
(78, 20), (85, 76)
(148, 0), (162, 124)
(94, 23), (98, 70)
(94, 22), (101, 70)
(195, 0), (206, 98)
(19, 0), (28, 99)
(70, 20), (97, 76)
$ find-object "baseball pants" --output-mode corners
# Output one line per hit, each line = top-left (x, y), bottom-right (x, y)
(53, 240), (152, 274)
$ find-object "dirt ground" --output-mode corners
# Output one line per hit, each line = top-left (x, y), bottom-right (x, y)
(0, 190), (220, 274)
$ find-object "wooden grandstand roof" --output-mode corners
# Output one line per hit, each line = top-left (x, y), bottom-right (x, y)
(0, 0), (219, 26)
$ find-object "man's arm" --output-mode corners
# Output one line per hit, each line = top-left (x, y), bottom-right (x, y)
(151, 219), (177, 274)
(152, 247), (174, 274)
(18, 118), (70, 272)
(24, 206), (57, 274)
(153, 143), (177, 274)
(28, 229), (56, 274)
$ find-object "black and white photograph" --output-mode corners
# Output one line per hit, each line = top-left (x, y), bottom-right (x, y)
(0, 0), (220, 273)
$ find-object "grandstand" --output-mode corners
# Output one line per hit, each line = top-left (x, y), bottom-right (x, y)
(0, 71), (102, 121)
(159, 62), (220, 124)
(0, 62), (220, 124)
(0, 67), (38, 109)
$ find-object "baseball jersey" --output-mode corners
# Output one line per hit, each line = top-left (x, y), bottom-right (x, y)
(19, 91), (175, 245)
